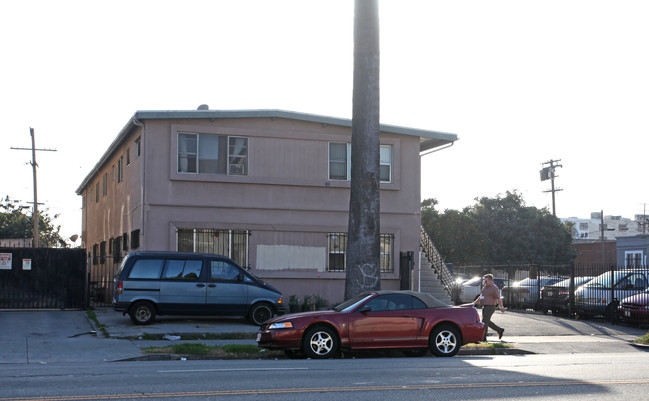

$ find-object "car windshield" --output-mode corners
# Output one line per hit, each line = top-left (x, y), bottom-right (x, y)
(462, 277), (482, 287)
(551, 277), (593, 288)
(552, 278), (571, 287)
(334, 294), (373, 312)
(513, 278), (537, 287)
(584, 272), (627, 289)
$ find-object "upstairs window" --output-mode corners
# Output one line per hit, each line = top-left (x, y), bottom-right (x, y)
(135, 136), (141, 158)
(117, 156), (123, 183)
(379, 145), (392, 182)
(328, 142), (392, 183)
(178, 133), (248, 176)
(328, 142), (349, 180)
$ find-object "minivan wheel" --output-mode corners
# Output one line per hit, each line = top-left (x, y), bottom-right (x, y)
(249, 303), (273, 326)
(129, 301), (156, 325)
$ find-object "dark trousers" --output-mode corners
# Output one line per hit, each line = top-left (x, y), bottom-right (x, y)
(481, 305), (502, 341)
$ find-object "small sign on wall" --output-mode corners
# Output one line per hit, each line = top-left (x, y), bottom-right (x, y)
(0, 253), (12, 270)
(23, 259), (32, 271)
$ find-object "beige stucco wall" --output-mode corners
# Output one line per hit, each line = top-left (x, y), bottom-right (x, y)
(80, 116), (423, 303)
(81, 127), (143, 259)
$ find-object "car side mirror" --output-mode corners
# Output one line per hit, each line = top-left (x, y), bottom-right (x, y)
(359, 305), (372, 313)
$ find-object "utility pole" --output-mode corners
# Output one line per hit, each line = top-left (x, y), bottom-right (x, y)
(10, 128), (57, 248)
(540, 159), (563, 216)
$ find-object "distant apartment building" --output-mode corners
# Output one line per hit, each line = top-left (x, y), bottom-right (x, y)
(617, 234), (649, 267)
(563, 212), (649, 241)
(0, 238), (32, 248)
(76, 108), (457, 302)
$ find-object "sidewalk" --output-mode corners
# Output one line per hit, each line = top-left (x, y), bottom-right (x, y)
(0, 308), (646, 363)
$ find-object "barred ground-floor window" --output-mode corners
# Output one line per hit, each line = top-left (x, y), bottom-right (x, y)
(327, 233), (394, 273)
(177, 228), (249, 268)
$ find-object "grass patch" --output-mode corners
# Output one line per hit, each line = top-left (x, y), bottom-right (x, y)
(462, 342), (513, 354)
(86, 309), (110, 338)
(634, 333), (649, 345)
(142, 343), (282, 359)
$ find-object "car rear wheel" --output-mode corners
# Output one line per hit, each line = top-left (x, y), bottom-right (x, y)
(429, 325), (460, 357)
(249, 302), (273, 326)
(303, 326), (339, 359)
(129, 301), (156, 325)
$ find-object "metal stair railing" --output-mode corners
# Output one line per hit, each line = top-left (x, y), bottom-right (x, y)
(420, 226), (455, 297)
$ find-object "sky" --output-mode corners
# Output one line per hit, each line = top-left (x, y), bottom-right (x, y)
(2, 0), (648, 244)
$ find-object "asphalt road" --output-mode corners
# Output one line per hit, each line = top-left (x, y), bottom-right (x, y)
(1, 353), (648, 400)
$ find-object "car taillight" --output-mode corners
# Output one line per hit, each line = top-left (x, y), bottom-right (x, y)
(559, 290), (569, 296)
(116, 281), (123, 294)
(520, 288), (529, 294)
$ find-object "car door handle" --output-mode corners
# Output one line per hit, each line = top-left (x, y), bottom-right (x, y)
(196, 284), (205, 288)
(208, 284), (216, 288)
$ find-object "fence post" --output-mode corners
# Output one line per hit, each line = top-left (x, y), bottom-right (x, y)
(609, 265), (616, 324)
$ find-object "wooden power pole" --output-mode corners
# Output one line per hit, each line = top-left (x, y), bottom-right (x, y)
(10, 128), (56, 247)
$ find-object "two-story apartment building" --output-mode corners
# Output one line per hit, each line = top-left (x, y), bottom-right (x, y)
(76, 108), (457, 303)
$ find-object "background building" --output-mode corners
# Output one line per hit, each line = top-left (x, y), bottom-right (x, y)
(76, 108), (457, 304)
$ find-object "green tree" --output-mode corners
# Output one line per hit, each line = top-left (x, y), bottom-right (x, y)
(470, 191), (574, 265)
(345, 0), (381, 300)
(421, 199), (486, 264)
(422, 191), (575, 267)
(0, 196), (67, 248)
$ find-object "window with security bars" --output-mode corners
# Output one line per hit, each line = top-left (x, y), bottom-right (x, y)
(177, 228), (249, 267)
(327, 233), (394, 273)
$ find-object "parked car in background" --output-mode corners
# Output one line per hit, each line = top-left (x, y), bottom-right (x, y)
(113, 251), (286, 325)
(455, 277), (510, 304)
(618, 288), (649, 324)
(539, 276), (594, 316)
(453, 273), (470, 285)
(502, 277), (566, 310)
(257, 290), (485, 358)
(575, 270), (649, 319)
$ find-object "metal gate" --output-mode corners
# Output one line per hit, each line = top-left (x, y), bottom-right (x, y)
(0, 247), (87, 309)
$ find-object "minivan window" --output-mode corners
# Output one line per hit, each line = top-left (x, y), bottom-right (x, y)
(163, 259), (203, 280)
(210, 260), (240, 281)
(128, 259), (164, 279)
(615, 273), (647, 290)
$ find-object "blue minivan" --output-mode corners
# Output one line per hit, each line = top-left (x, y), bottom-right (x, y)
(113, 251), (285, 325)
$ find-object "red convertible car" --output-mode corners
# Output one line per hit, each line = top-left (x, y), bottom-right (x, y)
(256, 290), (484, 358)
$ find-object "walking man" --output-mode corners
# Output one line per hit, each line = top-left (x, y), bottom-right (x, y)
(473, 274), (505, 341)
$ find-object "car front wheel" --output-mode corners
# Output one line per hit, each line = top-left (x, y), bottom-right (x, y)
(429, 325), (460, 357)
(303, 326), (339, 359)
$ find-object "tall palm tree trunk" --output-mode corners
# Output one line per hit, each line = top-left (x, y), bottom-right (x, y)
(345, 0), (381, 300)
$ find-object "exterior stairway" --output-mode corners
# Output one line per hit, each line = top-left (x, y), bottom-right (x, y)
(419, 226), (454, 304)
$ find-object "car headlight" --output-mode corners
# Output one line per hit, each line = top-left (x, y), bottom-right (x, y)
(268, 322), (294, 330)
